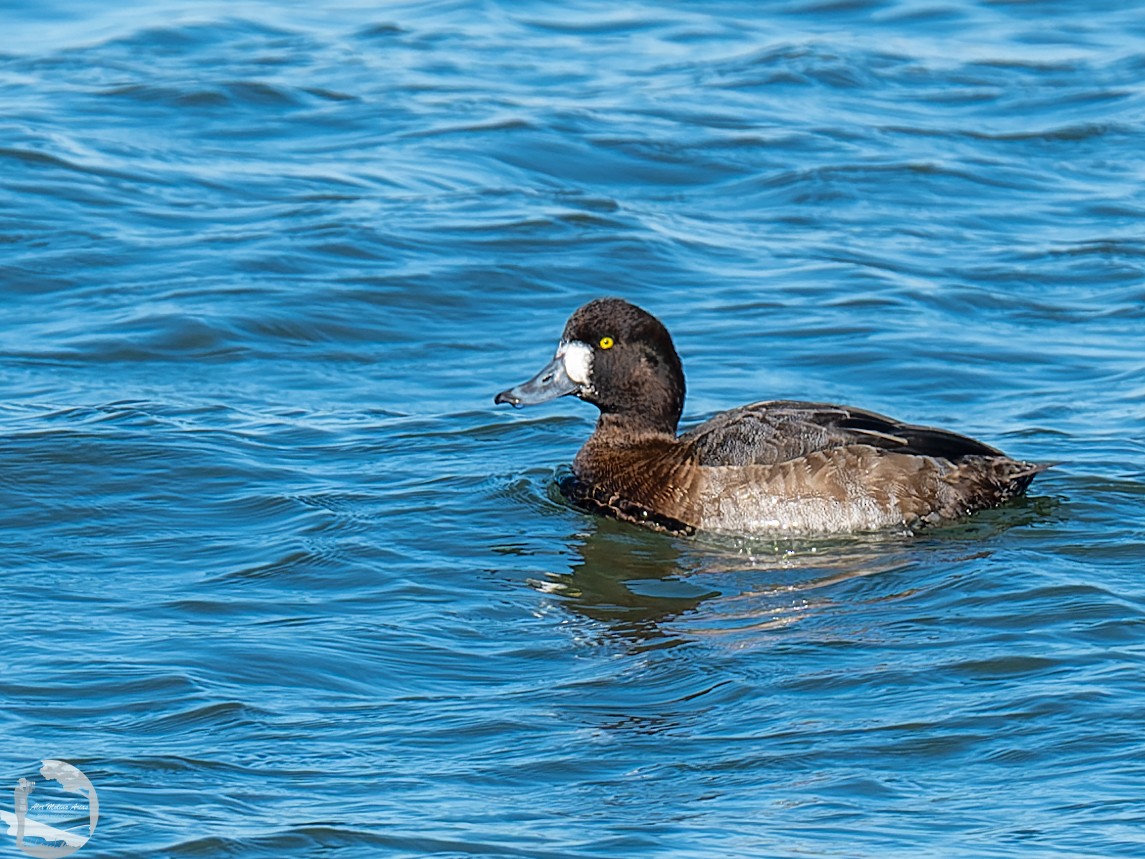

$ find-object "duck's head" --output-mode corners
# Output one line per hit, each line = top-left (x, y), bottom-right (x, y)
(494, 298), (685, 434)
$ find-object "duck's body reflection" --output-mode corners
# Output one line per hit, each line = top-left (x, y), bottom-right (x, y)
(534, 497), (1042, 647)
(538, 514), (927, 649)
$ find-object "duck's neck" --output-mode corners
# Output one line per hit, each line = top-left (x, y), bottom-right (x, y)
(591, 411), (679, 442)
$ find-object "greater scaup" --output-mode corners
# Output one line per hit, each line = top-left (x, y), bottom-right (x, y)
(494, 298), (1045, 536)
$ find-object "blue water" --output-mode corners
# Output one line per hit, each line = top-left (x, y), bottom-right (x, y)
(2, 1), (1144, 856)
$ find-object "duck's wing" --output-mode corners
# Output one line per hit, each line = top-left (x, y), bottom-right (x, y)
(680, 400), (1005, 467)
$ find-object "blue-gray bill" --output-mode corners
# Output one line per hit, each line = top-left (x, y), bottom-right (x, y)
(494, 354), (579, 407)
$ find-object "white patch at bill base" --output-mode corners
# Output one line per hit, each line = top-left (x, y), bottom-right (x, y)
(560, 340), (594, 384)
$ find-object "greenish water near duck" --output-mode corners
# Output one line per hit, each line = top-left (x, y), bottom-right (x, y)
(2, 1), (1143, 856)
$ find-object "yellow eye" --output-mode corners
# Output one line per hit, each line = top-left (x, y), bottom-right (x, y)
(599, 336), (614, 350)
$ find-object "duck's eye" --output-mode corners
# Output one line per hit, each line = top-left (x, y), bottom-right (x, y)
(599, 336), (614, 350)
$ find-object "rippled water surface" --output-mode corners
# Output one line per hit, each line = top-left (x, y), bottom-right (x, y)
(3, 1), (1145, 856)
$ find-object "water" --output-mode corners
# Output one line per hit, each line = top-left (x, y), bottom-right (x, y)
(2, 1), (1144, 856)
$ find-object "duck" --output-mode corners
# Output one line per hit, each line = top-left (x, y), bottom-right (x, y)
(494, 298), (1045, 536)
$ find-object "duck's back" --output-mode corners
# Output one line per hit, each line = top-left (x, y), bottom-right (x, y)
(680, 400), (1005, 466)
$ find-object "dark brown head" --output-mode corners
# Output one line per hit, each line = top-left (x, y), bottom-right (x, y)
(494, 298), (685, 434)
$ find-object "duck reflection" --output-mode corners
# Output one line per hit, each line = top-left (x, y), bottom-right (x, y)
(537, 514), (928, 648)
(537, 516), (715, 643)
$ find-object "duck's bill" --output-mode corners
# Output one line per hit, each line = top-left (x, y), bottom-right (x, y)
(494, 354), (579, 407)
